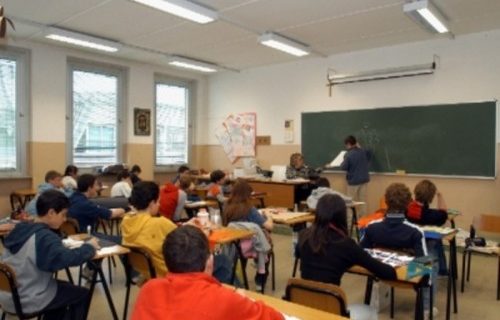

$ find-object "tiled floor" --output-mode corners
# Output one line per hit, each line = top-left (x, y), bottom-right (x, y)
(6, 232), (499, 319)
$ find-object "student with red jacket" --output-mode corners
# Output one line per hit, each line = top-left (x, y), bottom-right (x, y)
(407, 179), (449, 276)
(159, 176), (191, 221)
(407, 180), (448, 226)
(132, 225), (284, 320)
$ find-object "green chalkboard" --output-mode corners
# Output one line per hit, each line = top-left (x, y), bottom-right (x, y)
(302, 101), (497, 177)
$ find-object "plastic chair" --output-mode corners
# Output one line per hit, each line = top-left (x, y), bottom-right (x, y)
(461, 214), (500, 300)
(0, 262), (43, 320)
(284, 277), (350, 317)
(122, 247), (157, 320)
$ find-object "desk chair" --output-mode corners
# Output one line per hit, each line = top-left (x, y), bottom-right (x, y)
(0, 262), (43, 320)
(284, 278), (350, 317)
(122, 247), (157, 320)
(239, 249), (275, 294)
(461, 214), (500, 300)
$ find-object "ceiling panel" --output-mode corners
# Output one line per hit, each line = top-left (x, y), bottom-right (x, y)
(57, 0), (184, 41)
(130, 20), (254, 54)
(221, 0), (403, 32)
(2, 0), (106, 25)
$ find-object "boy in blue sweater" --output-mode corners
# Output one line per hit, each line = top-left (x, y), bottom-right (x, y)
(0, 189), (99, 319)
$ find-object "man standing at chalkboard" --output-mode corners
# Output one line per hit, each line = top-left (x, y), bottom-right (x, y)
(341, 135), (371, 221)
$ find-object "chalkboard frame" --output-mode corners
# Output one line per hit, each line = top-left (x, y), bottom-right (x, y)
(301, 101), (497, 179)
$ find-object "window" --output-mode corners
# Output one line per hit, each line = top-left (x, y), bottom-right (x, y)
(69, 61), (124, 167)
(0, 48), (29, 175)
(155, 78), (191, 167)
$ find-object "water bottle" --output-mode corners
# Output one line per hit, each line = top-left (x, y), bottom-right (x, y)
(86, 225), (92, 236)
(210, 209), (222, 228)
(294, 203), (299, 212)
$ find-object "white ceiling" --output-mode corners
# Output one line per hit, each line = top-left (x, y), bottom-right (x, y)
(3, 0), (500, 71)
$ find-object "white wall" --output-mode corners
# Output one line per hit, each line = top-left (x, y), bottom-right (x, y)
(4, 38), (208, 144)
(204, 29), (500, 145)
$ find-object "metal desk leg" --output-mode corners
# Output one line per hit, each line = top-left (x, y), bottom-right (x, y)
(84, 259), (119, 320)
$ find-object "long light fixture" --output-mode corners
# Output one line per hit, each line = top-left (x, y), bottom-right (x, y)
(258, 32), (310, 57)
(403, 0), (449, 34)
(168, 55), (218, 73)
(131, 0), (218, 24)
(44, 27), (122, 52)
(327, 62), (436, 85)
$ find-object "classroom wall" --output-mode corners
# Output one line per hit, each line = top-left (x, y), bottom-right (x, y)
(198, 28), (500, 228)
(0, 38), (208, 214)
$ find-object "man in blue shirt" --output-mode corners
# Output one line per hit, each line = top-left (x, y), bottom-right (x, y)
(341, 135), (371, 218)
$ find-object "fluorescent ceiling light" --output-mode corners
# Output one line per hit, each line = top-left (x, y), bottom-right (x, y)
(258, 32), (310, 57)
(168, 56), (217, 73)
(404, 0), (449, 34)
(44, 27), (121, 52)
(132, 0), (218, 24)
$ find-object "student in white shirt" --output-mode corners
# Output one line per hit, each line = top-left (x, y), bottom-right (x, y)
(307, 177), (352, 210)
(111, 169), (132, 198)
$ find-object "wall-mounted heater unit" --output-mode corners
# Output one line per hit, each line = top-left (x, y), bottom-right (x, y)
(326, 57), (437, 96)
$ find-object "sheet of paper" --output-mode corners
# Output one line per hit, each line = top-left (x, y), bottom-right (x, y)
(328, 150), (346, 167)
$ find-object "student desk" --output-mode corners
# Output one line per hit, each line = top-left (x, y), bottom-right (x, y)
(348, 264), (428, 320)
(244, 289), (349, 319)
(209, 228), (255, 289)
(246, 179), (310, 209)
(70, 234), (129, 320)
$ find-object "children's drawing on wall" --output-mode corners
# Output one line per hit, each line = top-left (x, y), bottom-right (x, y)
(215, 113), (256, 163)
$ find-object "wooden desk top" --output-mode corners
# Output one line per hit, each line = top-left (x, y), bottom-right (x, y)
(263, 209), (315, 226)
(247, 178), (310, 185)
(243, 289), (348, 319)
(12, 188), (36, 197)
(208, 227), (255, 245)
(185, 200), (219, 209)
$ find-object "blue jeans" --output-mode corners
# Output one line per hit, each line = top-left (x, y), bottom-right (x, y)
(423, 239), (440, 310)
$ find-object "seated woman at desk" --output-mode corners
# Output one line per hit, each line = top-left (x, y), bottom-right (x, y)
(223, 179), (274, 290)
(286, 153), (313, 179)
(286, 153), (317, 205)
(298, 193), (396, 286)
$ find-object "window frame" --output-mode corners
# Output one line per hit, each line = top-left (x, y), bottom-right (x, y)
(154, 75), (194, 172)
(67, 58), (126, 168)
(0, 47), (30, 177)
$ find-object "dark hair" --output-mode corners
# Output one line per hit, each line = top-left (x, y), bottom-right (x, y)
(316, 177), (331, 188)
(64, 165), (78, 177)
(289, 153), (304, 168)
(129, 181), (160, 210)
(77, 174), (97, 193)
(385, 183), (412, 212)
(36, 189), (69, 216)
(131, 165), (142, 174)
(178, 176), (192, 191)
(45, 170), (62, 182)
(163, 225), (209, 273)
(414, 180), (437, 204)
(210, 170), (226, 183)
(178, 165), (190, 174)
(344, 135), (357, 146)
(223, 178), (253, 225)
(117, 169), (131, 181)
(299, 194), (348, 254)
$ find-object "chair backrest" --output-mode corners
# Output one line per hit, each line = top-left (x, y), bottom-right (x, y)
(0, 262), (26, 317)
(59, 217), (80, 236)
(473, 214), (500, 234)
(125, 247), (157, 281)
(284, 278), (350, 317)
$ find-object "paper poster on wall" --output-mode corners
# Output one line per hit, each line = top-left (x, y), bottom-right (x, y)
(215, 113), (256, 163)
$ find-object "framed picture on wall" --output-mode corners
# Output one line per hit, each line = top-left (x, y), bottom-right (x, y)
(134, 108), (151, 136)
